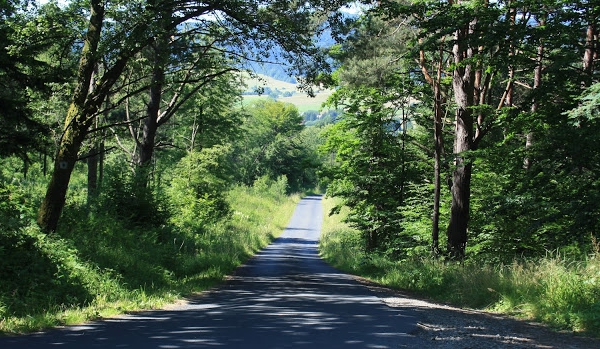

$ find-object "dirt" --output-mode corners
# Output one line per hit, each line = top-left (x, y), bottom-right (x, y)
(360, 280), (600, 349)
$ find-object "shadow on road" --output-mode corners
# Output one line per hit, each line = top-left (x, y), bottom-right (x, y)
(0, 195), (423, 348)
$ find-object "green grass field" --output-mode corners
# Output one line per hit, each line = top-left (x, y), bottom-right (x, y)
(240, 73), (334, 113)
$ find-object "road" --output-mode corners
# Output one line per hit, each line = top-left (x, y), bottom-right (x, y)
(0, 195), (425, 348)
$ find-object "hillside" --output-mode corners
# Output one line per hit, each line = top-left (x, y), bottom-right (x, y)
(241, 73), (334, 113)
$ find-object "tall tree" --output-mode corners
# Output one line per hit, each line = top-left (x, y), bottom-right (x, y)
(37, 0), (350, 232)
(233, 99), (309, 190)
(0, 0), (56, 163)
(37, 0), (105, 232)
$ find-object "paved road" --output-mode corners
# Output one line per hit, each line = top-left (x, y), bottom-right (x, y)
(0, 195), (425, 348)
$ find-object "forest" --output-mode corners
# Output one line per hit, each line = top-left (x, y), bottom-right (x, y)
(1, 0), (599, 336)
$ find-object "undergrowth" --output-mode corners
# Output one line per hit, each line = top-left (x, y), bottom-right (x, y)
(319, 196), (600, 336)
(0, 178), (299, 334)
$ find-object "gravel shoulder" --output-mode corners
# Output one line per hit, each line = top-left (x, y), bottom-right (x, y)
(358, 279), (600, 349)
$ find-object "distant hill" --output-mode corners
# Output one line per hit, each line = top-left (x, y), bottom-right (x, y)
(238, 27), (337, 113)
(242, 73), (297, 94)
(248, 62), (297, 84)
(240, 73), (334, 113)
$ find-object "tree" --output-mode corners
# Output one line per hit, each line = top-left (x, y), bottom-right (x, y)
(37, 0), (106, 232)
(319, 12), (431, 253)
(0, 0), (59, 164)
(322, 87), (416, 252)
(37, 0), (351, 232)
(233, 99), (315, 191)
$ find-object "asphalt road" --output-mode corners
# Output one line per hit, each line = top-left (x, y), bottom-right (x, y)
(0, 195), (425, 348)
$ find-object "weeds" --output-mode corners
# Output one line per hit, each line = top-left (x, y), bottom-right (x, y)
(319, 196), (600, 336)
(0, 180), (299, 335)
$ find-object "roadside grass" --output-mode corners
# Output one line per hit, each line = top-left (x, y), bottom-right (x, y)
(319, 196), (600, 336)
(0, 183), (299, 335)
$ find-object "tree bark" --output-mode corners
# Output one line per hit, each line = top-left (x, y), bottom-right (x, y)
(136, 3), (172, 181)
(582, 20), (596, 88)
(524, 26), (544, 170)
(137, 43), (165, 168)
(432, 63), (446, 257)
(37, 0), (104, 232)
(447, 19), (476, 259)
(419, 39), (447, 257)
(87, 145), (98, 202)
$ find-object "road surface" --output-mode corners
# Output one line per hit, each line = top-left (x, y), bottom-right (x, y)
(0, 195), (425, 348)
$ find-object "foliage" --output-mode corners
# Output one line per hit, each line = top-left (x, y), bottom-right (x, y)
(232, 99), (320, 192)
(320, 15), (430, 254)
(320, 196), (600, 335)
(1, 181), (299, 334)
(97, 163), (167, 229)
(319, 0), (600, 260)
(321, 87), (415, 252)
(0, 0), (64, 161)
(167, 145), (234, 236)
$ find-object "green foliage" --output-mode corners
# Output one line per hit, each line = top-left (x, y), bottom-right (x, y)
(320, 196), (600, 335)
(232, 99), (320, 192)
(566, 83), (600, 125)
(468, 80), (600, 261)
(1, 181), (299, 334)
(167, 145), (233, 236)
(252, 175), (289, 201)
(97, 164), (167, 228)
(0, 213), (119, 327)
(321, 83), (429, 254)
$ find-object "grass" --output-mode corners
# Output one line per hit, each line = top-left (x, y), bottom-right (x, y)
(319, 196), (600, 336)
(241, 91), (333, 113)
(0, 184), (300, 335)
(239, 73), (334, 113)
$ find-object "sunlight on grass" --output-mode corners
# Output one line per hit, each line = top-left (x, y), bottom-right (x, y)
(319, 196), (600, 336)
(0, 184), (300, 335)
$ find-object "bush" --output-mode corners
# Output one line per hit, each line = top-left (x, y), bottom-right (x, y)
(98, 165), (166, 228)
(167, 146), (233, 236)
(320, 196), (600, 335)
(252, 175), (289, 201)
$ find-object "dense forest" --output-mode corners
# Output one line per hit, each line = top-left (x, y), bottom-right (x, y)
(0, 0), (599, 335)
(321, 0), (600, 261)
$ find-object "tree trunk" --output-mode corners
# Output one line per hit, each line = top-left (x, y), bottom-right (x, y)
(87, 145), (98, 202)
(582, 21), (596, 88)
(419, 41), (447, 257)
(447, 21), (475, 259)
(37, 0), (104, 232)
(524, 33), (544, 170)
(432, 73), (445, 257)
(138, 51), (164, 168)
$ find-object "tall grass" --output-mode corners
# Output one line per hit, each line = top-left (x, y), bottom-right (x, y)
(0, 180), (299, 335)
(319, 196), (600, 336)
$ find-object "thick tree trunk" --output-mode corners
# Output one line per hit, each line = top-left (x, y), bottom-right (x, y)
(134, 37), (167, 189)
(37, 1), (104, 232)
(447, 107), (473, 259)
(138, 54), (164, 167)
(447, 22), (475, 259)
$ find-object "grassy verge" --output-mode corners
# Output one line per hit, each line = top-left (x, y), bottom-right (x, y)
(319, 196), (600, 336)
(0, 185), (299, 335)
